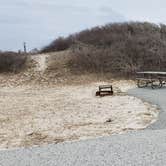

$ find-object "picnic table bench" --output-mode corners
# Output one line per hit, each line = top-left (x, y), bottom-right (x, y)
(96, 85), (113, 97)
(136, 71), (166, 89)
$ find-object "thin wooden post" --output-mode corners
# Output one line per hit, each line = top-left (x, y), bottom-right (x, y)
(23, 42), (27, 53)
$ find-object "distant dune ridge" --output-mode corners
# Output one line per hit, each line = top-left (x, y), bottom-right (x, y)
(41, 22), (166, 76)
(1, 22), (166, 79)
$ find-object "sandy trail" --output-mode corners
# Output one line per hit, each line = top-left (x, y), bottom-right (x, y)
(0, 83), (159, 149)
(31, 54), (49, 72)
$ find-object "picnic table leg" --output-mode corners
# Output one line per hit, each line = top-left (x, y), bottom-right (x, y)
(151, 79), (163, 89)
(159, 79), (163, 88)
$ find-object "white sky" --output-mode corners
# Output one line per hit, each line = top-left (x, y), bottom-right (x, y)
(0, 0), (166, 51)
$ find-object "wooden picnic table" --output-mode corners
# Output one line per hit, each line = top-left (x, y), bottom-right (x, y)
(136, 71), (166, 89)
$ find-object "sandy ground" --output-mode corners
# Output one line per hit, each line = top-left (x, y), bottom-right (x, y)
(0, 83), (159, 149)
(0, 53), (160, 149)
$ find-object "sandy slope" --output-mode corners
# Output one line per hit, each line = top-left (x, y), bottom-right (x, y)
(31, 54), (49, 72)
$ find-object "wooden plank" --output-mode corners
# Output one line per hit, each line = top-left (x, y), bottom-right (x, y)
(99, 85), (112, 89)
(137, 71), (166, 75)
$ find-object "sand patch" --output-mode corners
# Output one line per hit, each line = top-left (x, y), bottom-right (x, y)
(0, 83), (159, 149)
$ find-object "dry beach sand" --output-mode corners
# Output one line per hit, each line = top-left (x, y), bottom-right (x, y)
(0, 82), (159, 149)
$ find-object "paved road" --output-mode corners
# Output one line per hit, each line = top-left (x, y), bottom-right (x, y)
(0, 88), (166, 166)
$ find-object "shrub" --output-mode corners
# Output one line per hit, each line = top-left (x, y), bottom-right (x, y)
(41, 37), (73, 53)
(0, 52), (27, 73)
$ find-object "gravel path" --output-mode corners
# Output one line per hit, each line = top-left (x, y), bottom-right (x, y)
(0, 88), (166, 166)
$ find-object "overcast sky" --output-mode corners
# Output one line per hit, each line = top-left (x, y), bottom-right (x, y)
(0, 0), (166, 51)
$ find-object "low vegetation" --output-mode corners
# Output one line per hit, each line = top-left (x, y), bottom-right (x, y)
(0, 51), (27, 73)
(41, 22), (166, 77)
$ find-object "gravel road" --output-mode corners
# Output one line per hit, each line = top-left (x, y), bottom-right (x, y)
(0, 88), (165, 166)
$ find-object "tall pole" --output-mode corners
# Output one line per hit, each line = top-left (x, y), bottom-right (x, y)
(23, 42), (27, 53)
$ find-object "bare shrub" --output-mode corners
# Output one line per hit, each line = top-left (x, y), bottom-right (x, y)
(41, 37), (73, 53)
(0, 52), (27, 73)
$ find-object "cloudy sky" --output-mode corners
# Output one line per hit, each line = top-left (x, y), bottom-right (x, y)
(0, 0), (166, 51)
